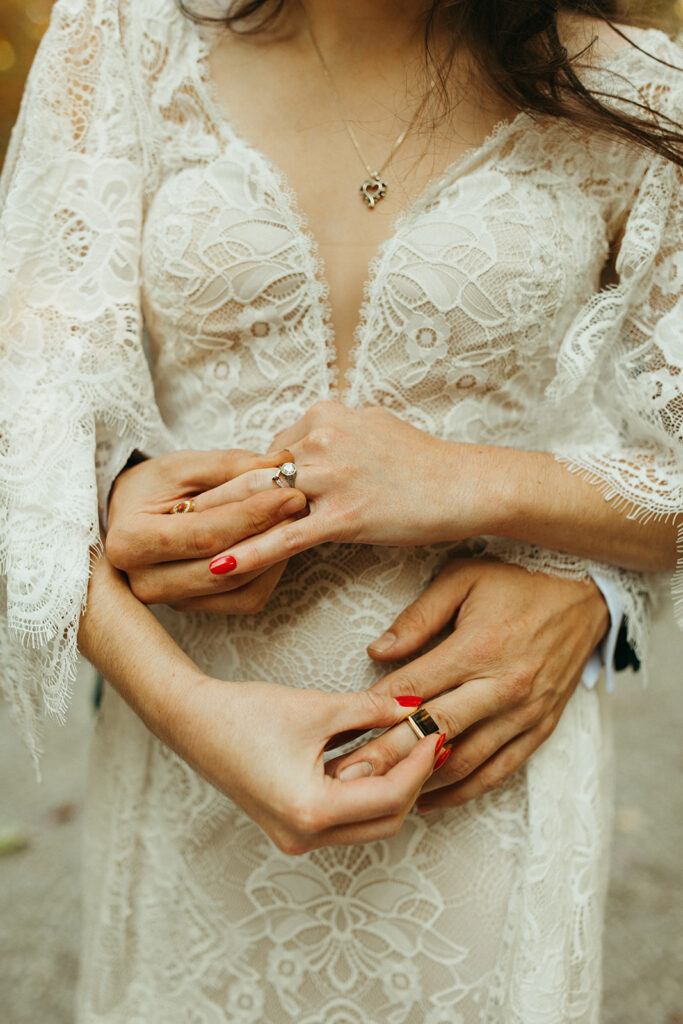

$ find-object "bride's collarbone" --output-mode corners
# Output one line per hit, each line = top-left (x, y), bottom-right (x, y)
(207, 33), (511, 217)
(206, 33), (514, 377)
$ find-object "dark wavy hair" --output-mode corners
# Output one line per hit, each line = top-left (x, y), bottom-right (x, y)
(179, 0), (683, 166)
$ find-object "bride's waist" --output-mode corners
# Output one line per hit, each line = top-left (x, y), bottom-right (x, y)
(154, 544), (454, 689)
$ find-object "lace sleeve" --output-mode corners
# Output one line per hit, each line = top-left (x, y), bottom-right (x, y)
(480, 39), (683, 669)
(0, 0), (170, 767)
(546, 52), (683, 632)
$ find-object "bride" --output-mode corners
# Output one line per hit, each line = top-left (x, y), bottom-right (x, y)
(1, 0), (681, 1020)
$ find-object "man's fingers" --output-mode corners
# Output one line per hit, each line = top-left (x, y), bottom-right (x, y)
(367, 559), (475, 662)
(368, 636), (474, 705)
(417, 726), (547, 812)
(419, 715), (523, 793)
(331, 675), (510, 781)
(107, 487), (306, 570)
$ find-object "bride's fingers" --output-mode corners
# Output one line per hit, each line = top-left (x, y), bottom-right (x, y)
(195, 468), (287, 511)
(327, 689), (424, 737)
(139, 561), (289, 610)
(312, 811), (408, 849)
(329, 675), (544, 786)
(313, 733), (438, 829)
(267, 420), (310, 454)
(209, 509), (330, 576)
(130, 562), (266, 604)
(193, 450), (296, 511)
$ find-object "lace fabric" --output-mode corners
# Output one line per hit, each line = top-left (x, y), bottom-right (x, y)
(0, 1), (681, 1020)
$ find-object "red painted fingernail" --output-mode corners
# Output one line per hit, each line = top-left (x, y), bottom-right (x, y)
(434, 733), (446, 757)
(433, 745), (453, 772)
(209, 555), (237, 575)
(394, 696), (422, 708)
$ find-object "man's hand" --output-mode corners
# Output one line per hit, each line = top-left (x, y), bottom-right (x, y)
(105, 449), (307, 613)
(328, 558), (609, 808)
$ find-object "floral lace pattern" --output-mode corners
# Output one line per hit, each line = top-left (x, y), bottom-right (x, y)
(1, 1), (681, 1021)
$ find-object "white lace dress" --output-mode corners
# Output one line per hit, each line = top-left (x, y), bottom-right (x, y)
(1, 2), (682, 1022)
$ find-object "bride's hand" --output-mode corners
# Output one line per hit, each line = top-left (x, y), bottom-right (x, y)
(106, 448), (307, 613)
(326, 558), (610, 808)
(81, 554), (440, 854)
(173, 677), (440, 854)
(204, 402), (495, 578)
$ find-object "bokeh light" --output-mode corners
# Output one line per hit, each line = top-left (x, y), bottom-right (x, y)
(0, 0), (54, 169)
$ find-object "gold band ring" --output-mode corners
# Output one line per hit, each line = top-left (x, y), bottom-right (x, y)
(170, 498), (196, 515)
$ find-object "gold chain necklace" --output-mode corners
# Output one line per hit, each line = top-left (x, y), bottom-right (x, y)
(298, 3), (436, 210)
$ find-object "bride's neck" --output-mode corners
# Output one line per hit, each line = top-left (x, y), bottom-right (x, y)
(290, 0), (433, 61)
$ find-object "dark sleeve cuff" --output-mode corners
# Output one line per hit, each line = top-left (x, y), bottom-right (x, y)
(614, 620), (641, 673)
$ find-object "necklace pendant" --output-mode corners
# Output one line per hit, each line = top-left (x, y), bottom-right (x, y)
(360, 173), (387, 209)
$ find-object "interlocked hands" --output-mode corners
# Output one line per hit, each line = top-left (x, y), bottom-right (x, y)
(104, 434), (608, 832)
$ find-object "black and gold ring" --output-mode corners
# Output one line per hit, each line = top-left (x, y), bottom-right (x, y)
(406, 707), (440, 740)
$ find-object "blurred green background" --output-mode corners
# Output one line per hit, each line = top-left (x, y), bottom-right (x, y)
(1, 0), (682, 170)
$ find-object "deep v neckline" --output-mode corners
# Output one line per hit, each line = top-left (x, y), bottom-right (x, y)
(190, 23), (530, 404)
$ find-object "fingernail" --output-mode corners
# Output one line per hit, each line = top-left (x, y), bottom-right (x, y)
(433, 745), (453, 772)
(209, 555), (237, 575)
(368, 631), (396, 654)
(281, 493), (307, 515)
(394, 696), (422, 708)
(417, 801), (436, 815)
(434, 733), (446, 757)
(338, 761), (374, 782)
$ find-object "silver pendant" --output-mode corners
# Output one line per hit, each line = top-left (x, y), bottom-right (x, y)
(360, 173), (387, 209)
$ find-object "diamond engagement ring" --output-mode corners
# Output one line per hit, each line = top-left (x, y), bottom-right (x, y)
(406, 708), (441, 740)
(170, 498), (196, 514)
(272, 461), (297, 488)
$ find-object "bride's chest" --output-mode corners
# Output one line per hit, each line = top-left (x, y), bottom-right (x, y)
(140, 147), (607, 444)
